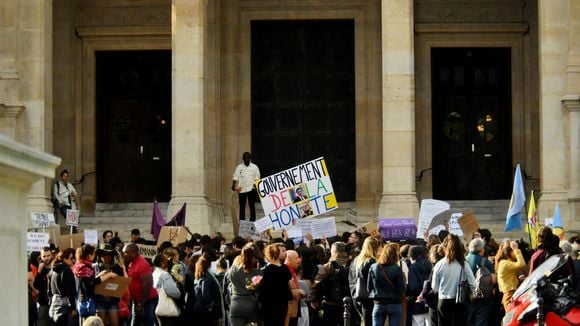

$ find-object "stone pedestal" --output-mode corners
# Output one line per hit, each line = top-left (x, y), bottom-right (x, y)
(0, 135), (60, 325)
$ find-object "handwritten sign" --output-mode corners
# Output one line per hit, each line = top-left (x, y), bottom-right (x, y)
(346, 208), (357, 224)
(255, 157), (338, 230)
(84, 229), (99, 245)
(417, 199), (450, 238)
(254, 216), (274, 233)
(239, 220), (260, 240)
(310, 216), (337, 239)
(158, 226), (187, 247)
(458, 209), (480, 237)
(66, 209), (80, 226)
(136, 244), (157, 259)
(27, 232), (50, 252)
(379, 218), (417, 241)
(31, 212), (55, 228)
(352, 221), (379, 237)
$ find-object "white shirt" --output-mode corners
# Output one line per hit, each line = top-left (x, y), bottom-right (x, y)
(232, 162), (260, 193)
(53, 181), (77, 209)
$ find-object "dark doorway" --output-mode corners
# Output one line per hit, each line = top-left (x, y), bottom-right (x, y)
(432, 48), (512, 200)
(96, 50), (171, 202)
(251, 20), (356, 201)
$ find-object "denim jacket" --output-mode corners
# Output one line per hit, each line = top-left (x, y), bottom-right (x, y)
(368, 263), (405, 301)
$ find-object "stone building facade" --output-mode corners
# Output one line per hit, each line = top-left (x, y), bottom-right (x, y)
(1, 0), (579, 237)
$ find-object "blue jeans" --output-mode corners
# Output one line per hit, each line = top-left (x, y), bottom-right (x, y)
(131, 298), (158, 326)
(372, 303), (402, 326)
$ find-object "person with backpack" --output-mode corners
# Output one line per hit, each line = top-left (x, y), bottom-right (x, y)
(193, 254), (224, 325)
(52, 169), (78, 223)
(311, 241), (351, 326)
(466, 238), (496, 326)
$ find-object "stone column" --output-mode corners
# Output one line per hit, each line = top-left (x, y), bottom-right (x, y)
(0, 136), (60, 325)
(169, 0), (212, 234)
(537, 0), (570, 222)
(378, 0), (419, 218)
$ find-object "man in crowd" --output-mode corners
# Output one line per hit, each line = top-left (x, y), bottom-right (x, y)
(33, 247), (53, 326)
(123, 243), (158, 326)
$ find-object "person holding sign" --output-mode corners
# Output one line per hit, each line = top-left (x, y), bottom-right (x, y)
(53, 169), (78, 223)
(231, 152), (261, 222)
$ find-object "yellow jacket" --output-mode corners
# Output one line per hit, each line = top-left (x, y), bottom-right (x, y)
(497, 249), (525, 293)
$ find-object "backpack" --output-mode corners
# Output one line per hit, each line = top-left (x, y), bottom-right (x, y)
(193, 275), (222, 320)
(472, 256), (494, 300)
(322, 261), (351, 303)
(51, 180), (60, 209)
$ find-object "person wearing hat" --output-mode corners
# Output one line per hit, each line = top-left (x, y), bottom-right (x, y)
(95, 243), (127, 326)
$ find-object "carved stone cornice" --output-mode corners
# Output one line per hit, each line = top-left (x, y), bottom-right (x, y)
(414, 1), (526, 24)
(76, 26), (171, 38)
(79, 6), (171, 27)
(562, 95), (580, 112)
(415, 23), (529, 34)
(0, 103), (25, 119)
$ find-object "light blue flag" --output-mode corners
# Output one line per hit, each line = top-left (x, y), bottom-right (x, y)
(504, 164), (526, 232)
(553, 203), (564, 239)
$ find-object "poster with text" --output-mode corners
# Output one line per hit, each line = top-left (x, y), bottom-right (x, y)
(27, 232), (50, 252)
(417, 199), (450, 238)
(239, 220), (260, 241)
(31, 212), (55, 229)
(66, 209), (80, 226)
(255, 157), (337, 230)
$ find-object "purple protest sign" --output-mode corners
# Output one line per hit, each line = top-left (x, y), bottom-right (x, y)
(379, 218), (417, 241)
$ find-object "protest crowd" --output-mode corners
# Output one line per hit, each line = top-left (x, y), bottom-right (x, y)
(26, 223), (580, 326)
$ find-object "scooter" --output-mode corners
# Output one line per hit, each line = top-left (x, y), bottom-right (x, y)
(502, 254), (580, 326)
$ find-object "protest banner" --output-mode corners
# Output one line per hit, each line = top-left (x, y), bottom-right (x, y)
(255, 157), (338, 230)
(458, 209), (480, 237)
(48, 224), (61, 247)
(31, 212), (55, 229)
(286, 224), (303, 239)
(84, 229), (99, 245)
(429, 213), (464, 238)
(298, 218), (313, 236)
(27, 232), (50, 252)
(379, 218), (417, 241)
(58, 233), (84, 250)
(254, 216), (274, 233)
(310, 216), (337, 239)
(136, 244), (157, 259)
(66, 209), (80, 227)
(158, 226), (187, 247)
(95, 277), (131, 298)
(346, 208), (357, 225)
(417, 199), (450, 238)
(239, 220), (260, 240)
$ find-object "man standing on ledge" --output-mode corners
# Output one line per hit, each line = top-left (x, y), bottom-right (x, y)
(231, 152), (261, 221)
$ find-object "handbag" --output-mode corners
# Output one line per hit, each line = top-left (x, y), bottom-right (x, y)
(455, 264), (471, 304)
(353, 268), (369, 300)
(155, 287), (180, 317)
(77, 297), (96, 317)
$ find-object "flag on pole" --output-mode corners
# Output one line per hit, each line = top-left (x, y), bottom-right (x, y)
(525, 190), (539, 248)
(552, 202), (564, 240)
(150, 199), (166, 240)
(504, 164), (526, 232)
(165, 203), (186, 227)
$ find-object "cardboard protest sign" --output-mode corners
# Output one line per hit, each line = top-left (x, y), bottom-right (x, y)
(31, 212), (55, 229)
(353, 221), (379, 237)
(417, 199), (450, 238)
(136, 244), (157, 259)
(310, 217), (337, 239)
(239, 220), (260, 240)
(255, 157), (338, 230)
(158, 226), (187, 247)
(27, 232), (50, 252)
(48, 224), (61, 247)
(379, 218), (417, 241)
(58, 233), (85, 250)
(458, 209), (480, 238)
(95, 277), (131, 298)
(66, 209), (80, 226)
(84, 230), (99, 245)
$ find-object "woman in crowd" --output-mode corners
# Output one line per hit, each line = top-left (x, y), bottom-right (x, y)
(195, 253), (224, 326)
(349, 236), (382, 326)
(258, 243), (292, 326)
(529, 226), (562, 274)
(48, 248), (77, 326)
(102, 230), (114, 244)
(94, 243), (127, 326)
(368, 242), (405, 326)
(73, 244), (118, 323)
(225, 242), (263, 326)
(431, 234), (476, 326)
(407, 245), (432, 326)
(152, 254), (182, 326)
(496, 240), (525, 310)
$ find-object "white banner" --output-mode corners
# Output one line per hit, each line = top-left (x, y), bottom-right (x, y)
(31, 212), (55, 229)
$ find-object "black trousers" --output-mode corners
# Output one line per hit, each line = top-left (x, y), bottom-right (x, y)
(437, 298), (467, 326)
(238, 189), (257, 221)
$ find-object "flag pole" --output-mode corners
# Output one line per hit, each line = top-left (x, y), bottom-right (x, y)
(527, 190), (533, 246)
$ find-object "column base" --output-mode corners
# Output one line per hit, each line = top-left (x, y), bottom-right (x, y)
(168, 195), (213, 235)
(378, 192), (419, 218)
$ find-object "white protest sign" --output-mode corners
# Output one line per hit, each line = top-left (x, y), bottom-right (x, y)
(417, 199), (450, 238)
(448, 213), (464, 237)
(298, 218), (313, 236)
(310, 216), (337, 239)
(254, 216), (274, 233)
(239, 220), (260, 240)
(255, 157), (338, 230)
(27, 232), (50, 252)
(66, 209), (80, 226)
(31, 212), (55, 229)
(84, 229), (99, 245)
(286, 224), (303, 239)
(346, 208), (357, 224)
(544, 218), (553, 227)
(136, 244), (157, 259)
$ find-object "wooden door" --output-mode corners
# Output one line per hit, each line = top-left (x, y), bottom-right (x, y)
(96, 50), (171, 202)
(251, 20), (356, 201)
(432, 48), (512, 200)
